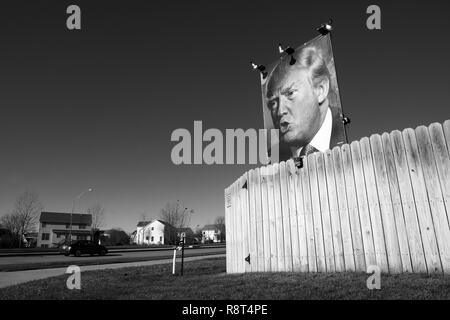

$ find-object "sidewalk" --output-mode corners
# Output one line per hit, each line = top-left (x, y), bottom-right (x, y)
(0, 254), (225, 289)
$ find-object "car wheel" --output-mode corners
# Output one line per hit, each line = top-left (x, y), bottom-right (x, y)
(100, 249), (106, 256)
(75, 250), (82, 257)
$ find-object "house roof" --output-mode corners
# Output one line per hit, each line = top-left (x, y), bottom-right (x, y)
(40, 212), (92, 225)
(155, 219), (174, 227)
(202, 224), (218, 231)
(137, 221), (151, 227)
(137, 219), (175, 228)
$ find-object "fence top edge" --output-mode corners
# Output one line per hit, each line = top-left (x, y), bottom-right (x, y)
(224, 119), (449, 189)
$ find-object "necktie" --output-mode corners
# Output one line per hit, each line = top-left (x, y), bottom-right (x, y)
(299, 144), (319, 157)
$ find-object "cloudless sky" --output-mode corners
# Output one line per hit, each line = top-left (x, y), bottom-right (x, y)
(1, 0), (449, 233)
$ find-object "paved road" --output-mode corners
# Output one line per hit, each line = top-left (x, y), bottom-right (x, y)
(0, 245), (225, 257)
(0, 254), (225, 289)
(0, 246), (225, 268)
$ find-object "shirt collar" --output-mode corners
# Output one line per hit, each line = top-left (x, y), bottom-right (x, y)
(291, 107), (332, 157)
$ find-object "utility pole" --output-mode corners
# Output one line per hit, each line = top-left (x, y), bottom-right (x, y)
(69, 187), (93, 243)
(180, 232), (185, 276)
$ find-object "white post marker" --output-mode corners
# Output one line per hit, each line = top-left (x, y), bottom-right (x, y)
(172, 233), (186, 275)
(172, 248), (177, 275)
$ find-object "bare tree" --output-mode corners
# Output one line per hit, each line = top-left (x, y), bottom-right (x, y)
(8, 190), (43, 248)
(139, 212), (148, 222)
(159, 201), (194, 244)
(87, 204), (106, 230)
(214, 216), (226, 241)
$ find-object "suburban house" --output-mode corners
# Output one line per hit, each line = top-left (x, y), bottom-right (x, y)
(202, 224), (222, 243)
(133, 220), (176, 245)
(37, 211), (92, 248)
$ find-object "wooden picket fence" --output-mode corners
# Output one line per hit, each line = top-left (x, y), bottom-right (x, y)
(224, 120), (450, 274)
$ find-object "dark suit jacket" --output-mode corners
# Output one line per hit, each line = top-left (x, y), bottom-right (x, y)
(275, 106), (345, 162)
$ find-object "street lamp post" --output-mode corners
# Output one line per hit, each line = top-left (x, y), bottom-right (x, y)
(69, 187), (93, 243)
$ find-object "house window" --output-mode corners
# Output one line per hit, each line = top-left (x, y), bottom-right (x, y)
(151, 236), (154, 242)
(79, 224), (85, 229)
(41, 233), (50, 241)
(66, 224), (70, 229)
(146, 236), (149, 240)
(41, 244), (49, 248)
(42, 223), (46, 228)
(160, 236), (162, 242)
(151, 227), (154, 230)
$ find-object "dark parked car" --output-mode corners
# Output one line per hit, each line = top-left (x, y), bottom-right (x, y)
(61, 240), (108, 257)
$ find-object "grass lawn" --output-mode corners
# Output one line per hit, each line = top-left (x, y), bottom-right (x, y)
(1, 257), (450, 299)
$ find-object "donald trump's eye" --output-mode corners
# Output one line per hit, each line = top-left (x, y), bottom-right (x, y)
(268, 99), (277, 110)
(286, 89), (297, 98)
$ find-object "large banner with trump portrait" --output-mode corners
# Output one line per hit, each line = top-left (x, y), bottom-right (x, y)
(260, 33), (346, 162)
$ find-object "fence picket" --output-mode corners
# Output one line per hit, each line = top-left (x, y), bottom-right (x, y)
(308, 153), (327, 272)
(325, 149), (345, 272)
(225, 186), (231, 273)
(266, 164), (278, 271)
(272, 163), (285, 271)
(316, 152), (336, 272)
(253, 168), (265, 271)
(239, 174), (249, 273)
(231, 181), (239, 273)
(350, 141), (377, 268)
(293, 160), (309, 272)
(247, 169), (257, 272)
(260, 166), (272, 272)
(370, 134), (402, 273)
(301, 157), (317, 272)
(341, 144), (365, 271)
(279, 162), (293, 271)
(332, 146), (358, 271)
(287, 160), (301, 271)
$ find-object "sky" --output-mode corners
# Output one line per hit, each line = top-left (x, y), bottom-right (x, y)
(0, 0), (449, 233)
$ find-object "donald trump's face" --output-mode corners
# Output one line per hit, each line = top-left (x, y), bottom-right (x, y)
(266, 64), (329, 148)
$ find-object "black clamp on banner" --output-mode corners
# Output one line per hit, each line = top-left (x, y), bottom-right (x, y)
(316, 19), (333, 35)
(342, 115), (351, 125)
(251, 62), (268, 79)
(278, 43), (296, 65)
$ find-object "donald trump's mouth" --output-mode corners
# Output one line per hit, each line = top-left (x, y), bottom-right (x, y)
(279, 120), (291, 134)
